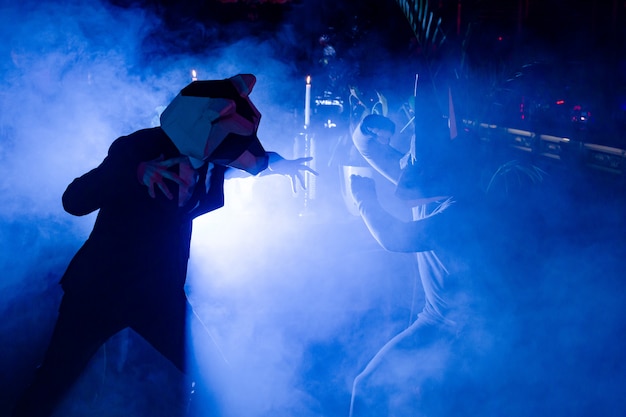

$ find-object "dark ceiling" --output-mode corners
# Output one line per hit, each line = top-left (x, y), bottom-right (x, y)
(106, 0), (626, 148)
(109, 0), (626, 68)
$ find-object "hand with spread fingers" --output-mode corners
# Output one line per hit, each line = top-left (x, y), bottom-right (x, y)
(137, 154), (189, 200)
(267, 152), (318, 193)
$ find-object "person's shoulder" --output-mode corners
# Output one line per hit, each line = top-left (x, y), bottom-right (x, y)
(112, 127), (170, 146)
(115, 127), (166, 142)
(109, 127), (174, 156)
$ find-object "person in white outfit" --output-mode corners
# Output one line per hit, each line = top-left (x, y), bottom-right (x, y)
(348, 114), (472, 417)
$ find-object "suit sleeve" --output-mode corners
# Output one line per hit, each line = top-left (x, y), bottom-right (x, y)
(62, 137), (141, 216)
(189, 163), (227, 218)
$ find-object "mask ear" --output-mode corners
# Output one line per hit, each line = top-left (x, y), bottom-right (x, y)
(229, 74), (256, 97)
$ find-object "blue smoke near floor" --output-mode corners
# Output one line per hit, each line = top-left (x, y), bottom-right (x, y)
(1, 1), (626, 417)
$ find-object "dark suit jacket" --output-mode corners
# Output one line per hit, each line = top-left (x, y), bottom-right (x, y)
(60, 127), (227, 306)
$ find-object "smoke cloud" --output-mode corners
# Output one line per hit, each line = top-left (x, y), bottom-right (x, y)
(1, 1), (625, 417)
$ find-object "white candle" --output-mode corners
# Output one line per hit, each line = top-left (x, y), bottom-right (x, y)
(304, 75), (311, 128)
(191, 69), (197, 82)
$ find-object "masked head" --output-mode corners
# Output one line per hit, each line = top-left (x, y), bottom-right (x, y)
(395, 157), (452, 202)
(395, 131), (460, 203)
(160, 74), (268, 174)
(395, 132), (480, 203)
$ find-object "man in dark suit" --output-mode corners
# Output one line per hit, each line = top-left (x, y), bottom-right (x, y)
(12, 74), (314, 417)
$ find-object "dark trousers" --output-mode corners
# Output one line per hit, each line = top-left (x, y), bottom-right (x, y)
(12, 291), (194, 417)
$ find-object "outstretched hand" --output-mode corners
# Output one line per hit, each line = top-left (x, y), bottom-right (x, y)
(268, 154), (318, 193)
(137, 155), (188, 200)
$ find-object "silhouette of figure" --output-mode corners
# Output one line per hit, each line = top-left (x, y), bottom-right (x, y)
(12, 74), (315, 417)
(347, 110), (554, 416)
(347, 114), (471, 417)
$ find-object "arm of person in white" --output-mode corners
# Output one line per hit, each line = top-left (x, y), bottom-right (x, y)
(350, 174), (448, 253)
(352, 115), (404, 185)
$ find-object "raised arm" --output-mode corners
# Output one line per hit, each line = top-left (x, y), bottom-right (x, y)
(224, 151), (318, 193)
(352, 114), (405, 185)
(62, 137), (141, 216)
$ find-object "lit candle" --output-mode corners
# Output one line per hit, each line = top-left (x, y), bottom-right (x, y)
(304, 75), (311, 128)
(191, 69), (197, 82)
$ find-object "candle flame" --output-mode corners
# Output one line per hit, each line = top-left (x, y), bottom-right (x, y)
(191, 69), (197, 81)
(306, 75), (311, 85)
